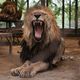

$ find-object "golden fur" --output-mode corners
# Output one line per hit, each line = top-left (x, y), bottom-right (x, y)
(11, 6), (64, 78)
(23, 6), (61, 48)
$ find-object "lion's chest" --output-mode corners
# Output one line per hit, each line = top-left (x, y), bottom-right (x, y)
(30, 44), (42, 55)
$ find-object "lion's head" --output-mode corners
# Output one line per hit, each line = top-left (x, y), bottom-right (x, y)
(23, 6), (61, 48)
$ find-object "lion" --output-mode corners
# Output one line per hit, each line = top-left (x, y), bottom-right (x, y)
(10, 6), (65, 78)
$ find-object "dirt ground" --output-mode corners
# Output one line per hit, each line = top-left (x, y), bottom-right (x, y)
(0, 37), (80, 80)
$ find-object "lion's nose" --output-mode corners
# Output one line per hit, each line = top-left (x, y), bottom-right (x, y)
(34, 14), (41, 19)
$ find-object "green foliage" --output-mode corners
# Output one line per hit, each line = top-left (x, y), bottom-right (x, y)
(16, 0), (80, 20)
(78, 0), (80, 18)
(17, 0), (27, 12)
(48, 0), (80, 19)
(48, 0), (62, 17)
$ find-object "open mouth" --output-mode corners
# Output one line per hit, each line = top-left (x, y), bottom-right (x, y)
(32, 20), (44, 41)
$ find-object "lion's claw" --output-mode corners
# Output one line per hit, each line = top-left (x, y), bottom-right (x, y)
(19, 71), (31, 78)
(10, 68), (20, 76)
(19, 68), (36, 78)
(11, 66), (36, 78)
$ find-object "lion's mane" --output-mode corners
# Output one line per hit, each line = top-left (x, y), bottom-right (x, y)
(23, 6), (61, 48)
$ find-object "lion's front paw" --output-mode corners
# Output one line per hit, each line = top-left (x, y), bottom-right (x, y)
(10, 67), (23, 76)
(11, 68), (20, 76)
(19, 67), (36, 78)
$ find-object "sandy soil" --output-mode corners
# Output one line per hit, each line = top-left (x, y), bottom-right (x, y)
(0, 37), (80, 80)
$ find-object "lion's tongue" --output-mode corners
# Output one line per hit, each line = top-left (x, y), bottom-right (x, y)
(35, 27), (42, 39)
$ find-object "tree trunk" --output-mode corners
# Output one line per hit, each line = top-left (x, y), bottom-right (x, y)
(41, 0), (46, 6)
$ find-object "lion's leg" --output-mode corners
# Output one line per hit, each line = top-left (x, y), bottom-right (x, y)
(11, 61), (31, 76)
(52, 39), (65, 64)
(19, 61), (49, 78)
(20, 40), (31, 63)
